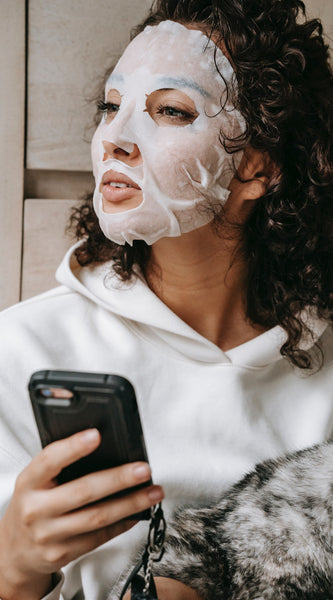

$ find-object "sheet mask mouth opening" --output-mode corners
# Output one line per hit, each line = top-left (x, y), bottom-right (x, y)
(101, 185), (144, 213)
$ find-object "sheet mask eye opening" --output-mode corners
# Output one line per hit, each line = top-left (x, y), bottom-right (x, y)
(145, 89), (199, 127)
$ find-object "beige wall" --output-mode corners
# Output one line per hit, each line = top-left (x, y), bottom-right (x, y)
(306, 0), (333, 37)
(0, 1), (332, 309)
(24, 0), (152, 304)
(0, 2), (25, 309)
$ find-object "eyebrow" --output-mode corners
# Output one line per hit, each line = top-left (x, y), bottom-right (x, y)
(156, 76), (210, 97)
(106, 73), (210, 98)
(107, 73), (124, 84)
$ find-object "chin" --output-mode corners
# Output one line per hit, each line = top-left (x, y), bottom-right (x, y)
(102, 199), (142, 214)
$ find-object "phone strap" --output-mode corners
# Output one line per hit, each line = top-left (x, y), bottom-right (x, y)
(119, 503), (166, 600)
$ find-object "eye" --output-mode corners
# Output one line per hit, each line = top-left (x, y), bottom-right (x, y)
(145, 89), (199, 128)
(97, 89), (122, 124)
(155, 104), (197, 124)
(97, 100), (120, 124)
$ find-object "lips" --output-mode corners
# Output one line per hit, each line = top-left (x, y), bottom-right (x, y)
(101, 170), (141, 190)
(100, 169), (142, 205)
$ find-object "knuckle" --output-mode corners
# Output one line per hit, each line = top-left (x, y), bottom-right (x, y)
(113, 464), (135, 492)
(44, 545), (69, 568)
(72, 480), (94, 507)
(33, 526), (50, 546)
(20, 497), (40, 527)
(89, 506), (109, 530)
(131, 492), (148, 513)
(119, 490), (148, 519)
(39, 445), (54, 469)
(15, 470), (28, 493)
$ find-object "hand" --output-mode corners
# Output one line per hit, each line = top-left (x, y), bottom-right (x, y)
(155, 578), (203, 600)
(124, 577), (203, 600)
(0, 429), (164, 600)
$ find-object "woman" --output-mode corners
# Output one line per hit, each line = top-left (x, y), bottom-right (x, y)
(0, 0), (332, 599)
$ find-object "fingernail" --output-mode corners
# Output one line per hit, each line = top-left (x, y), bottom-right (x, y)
(148, 486), (164, 503)
(81, 429), (100, 443)
(133, 463), (151, 481)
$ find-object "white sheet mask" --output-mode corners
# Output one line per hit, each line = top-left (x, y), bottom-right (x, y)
(91, 20), (246, 245)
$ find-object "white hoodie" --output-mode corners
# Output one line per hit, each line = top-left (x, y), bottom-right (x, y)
(0, 242), (332, 599)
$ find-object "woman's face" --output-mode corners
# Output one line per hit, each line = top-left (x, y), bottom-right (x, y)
(91, 21), (245, 246)
(97, 86), (200, 212)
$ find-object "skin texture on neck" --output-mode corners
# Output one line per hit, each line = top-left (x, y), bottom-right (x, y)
(147, 231), (266, 352)
(146, 147), (272, 351)
(146, 228), (251, 351)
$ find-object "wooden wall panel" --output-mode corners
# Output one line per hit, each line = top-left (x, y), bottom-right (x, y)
(0, 2), (25, 310)
(21, 199), (76, 300)
(26, 0), (152, 172)
(25, 170), (94, 200)
(25, 0), (332, 174)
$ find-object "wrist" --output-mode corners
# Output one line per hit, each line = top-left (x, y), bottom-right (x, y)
(0, 520), (53, 600)
(0, 570), (53, 600)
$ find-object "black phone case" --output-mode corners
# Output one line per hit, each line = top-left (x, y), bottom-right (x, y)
(29, 370), (150, 501)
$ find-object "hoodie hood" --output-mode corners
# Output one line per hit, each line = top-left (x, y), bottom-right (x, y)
(56, 242), (328, 368)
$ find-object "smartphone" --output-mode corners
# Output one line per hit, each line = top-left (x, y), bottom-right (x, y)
(29, 370), (151, 516)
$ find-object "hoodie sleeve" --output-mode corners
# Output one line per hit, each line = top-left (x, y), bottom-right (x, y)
(41, 572), (65, 600)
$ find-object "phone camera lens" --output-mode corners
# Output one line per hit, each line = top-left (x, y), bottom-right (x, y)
(40, 388), (52, 397)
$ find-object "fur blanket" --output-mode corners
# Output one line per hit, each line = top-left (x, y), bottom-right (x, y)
(153, 442), (333, 599)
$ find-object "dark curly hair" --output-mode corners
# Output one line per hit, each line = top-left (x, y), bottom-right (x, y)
(70, 0), (333, 369)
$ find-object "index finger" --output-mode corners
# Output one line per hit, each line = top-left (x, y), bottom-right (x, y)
(21, 429), (101, 489)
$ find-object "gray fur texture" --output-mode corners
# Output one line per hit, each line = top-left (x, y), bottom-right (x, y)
(153, 443), (333, 599)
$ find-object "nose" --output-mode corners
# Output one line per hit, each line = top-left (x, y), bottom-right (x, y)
(102, 141), (142, 166)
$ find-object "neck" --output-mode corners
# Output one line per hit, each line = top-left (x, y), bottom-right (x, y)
(146, 223), (266, 351)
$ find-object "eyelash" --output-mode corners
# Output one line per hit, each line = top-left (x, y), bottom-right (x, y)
(155, 104), (196, 122)
(97, 100), (120, 115)
(97, 100), (196, 124)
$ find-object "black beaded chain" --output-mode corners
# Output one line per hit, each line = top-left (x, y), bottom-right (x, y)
(119, 503), (166, 600)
